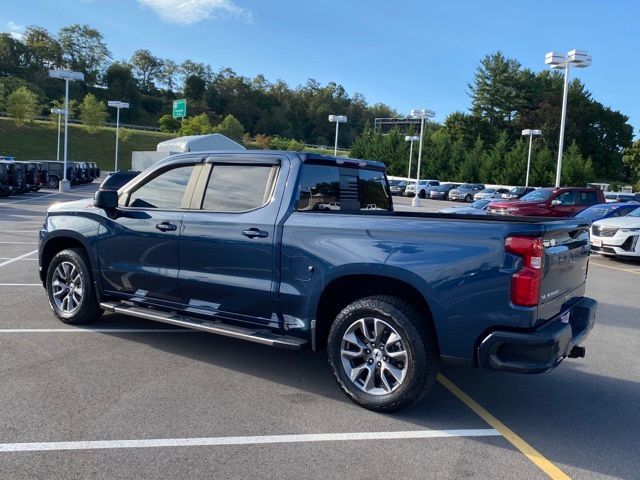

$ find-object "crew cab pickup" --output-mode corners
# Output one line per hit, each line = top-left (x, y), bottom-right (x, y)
(38, 152), (597, 411)
(488, 187), (605, 217)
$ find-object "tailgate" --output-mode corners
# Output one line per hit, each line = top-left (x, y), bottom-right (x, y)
(537, 220), (591, 323)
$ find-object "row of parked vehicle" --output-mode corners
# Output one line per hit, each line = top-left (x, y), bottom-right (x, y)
(0, 157), (100, 196)
(389, 179), (539, 203)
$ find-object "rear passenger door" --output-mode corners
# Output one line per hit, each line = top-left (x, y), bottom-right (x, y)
(177, 155), (285, 324)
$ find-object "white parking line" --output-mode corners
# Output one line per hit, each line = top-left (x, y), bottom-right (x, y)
(0, 328), (195, 333)
(0, 192), (58, 206)
(0, 429), (500, 453)
(0, 250), (38, 268)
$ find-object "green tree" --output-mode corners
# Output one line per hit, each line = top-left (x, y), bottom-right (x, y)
(58, 24), (111, 85)
(158, 59), (179, 92)
(502, 139), (529, 185)
(479, 131), (509, 183)
(130, 49), (162, 92)
(529, 147), (555, 187)
(561, 142), (594, 187)
(6, 86), (40, 126)
(622, 140), (640, 190)
(212, 114), (245, 142)
(179, 113), (212, 135)
(79, 93), (107, 134)
(50, 97), (78, 118)
(23, 26), (61, 68)
(158, 114), (181, 133)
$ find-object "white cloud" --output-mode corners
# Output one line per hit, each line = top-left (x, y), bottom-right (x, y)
(4, 21), (25, 40)
(138, 0), (252, 25)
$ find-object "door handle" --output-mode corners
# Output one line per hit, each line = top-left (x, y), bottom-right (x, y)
(242, 228), (269, 239)
(156, 222), (177, 232)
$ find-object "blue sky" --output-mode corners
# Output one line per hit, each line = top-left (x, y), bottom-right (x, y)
(3, 0), (639, 136)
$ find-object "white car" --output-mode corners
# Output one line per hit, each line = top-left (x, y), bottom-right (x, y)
(590, 207), (640, 257)
(474, 187), (510, 201)
(404, 180), (439, 198)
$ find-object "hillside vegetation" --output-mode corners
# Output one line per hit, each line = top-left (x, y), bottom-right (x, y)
(0, 118), (173, 171)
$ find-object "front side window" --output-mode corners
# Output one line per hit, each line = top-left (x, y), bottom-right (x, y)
(128, 164), (195, 209)
(202, 164), (278, 212)
(297, 163), (390, 212)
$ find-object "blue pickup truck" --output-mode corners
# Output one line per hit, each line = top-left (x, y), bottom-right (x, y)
(38, 152), (596, 411)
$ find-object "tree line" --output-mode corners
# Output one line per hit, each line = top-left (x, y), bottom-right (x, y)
(0, 25), (636, 186)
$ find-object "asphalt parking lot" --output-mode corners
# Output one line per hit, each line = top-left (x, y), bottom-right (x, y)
(0, 186), (638, 480)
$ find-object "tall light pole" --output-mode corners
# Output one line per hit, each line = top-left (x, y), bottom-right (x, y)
(49, 69), (84, 192)
(545, 49), (591, 187)
(521, 129), (542, 187)
(328, 115), (347, 155)
(405, 135), (419, 179)
(108, 101), (130, 172)
(50, 107), (66, 162)
(409, 109), (435, 207)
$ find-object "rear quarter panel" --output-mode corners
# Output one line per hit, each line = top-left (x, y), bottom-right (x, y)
(280, 212), (545, 360)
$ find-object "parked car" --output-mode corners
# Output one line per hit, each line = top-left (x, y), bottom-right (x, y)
(488, 187), (605, 217)
(438, 199), (492, 215)
(41, 161), (77, 189)
(605, 192), (640, 203)
(389, 180), (407, 196)
(0, 159), (26, 193)
(575, 202), (639, 222)
(88, 162), (100, 180)
(474, 187), (510, 201)
(0, 162), (15, 197)
(17, 161), (45, 191)
(449, 183), (485, 202)
(404, 179), (440, 198)
(39, 151), (596, 412)
(98, 170), (141, 191)
(11, 162), (31, 193)
(590, 206), (640, 258)
(501, 186), (537, 199)
(429, 183), (460, 200)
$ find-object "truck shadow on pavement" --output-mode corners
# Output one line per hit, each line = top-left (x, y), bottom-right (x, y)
(96, 312), (638, 480)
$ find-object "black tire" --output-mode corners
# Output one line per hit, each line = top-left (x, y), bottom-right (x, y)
(45, 248), (103, 324)
(465, 194), (472, 203)
(418, 190), (426, 199)
(48, 176), (59, 189)
(327, 295), (438, 412)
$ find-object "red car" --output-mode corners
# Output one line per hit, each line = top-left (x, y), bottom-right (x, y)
(487, 187), (605, 217)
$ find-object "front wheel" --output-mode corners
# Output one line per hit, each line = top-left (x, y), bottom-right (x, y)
(327, 296), (438, 412)
(465, 195), (472, 203)
(46, 248), (103, 324)
(47, 177), (59, 189)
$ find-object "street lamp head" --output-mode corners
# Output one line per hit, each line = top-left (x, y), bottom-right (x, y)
(49, 69), (85, 82)
(405, 135), (420, 141)
(108, 101), (130, 109)
(409, 109), (435, 119)
(568, 49), (592, 68)
(328, 115), (347, 123)
(545, 51), (566, 68)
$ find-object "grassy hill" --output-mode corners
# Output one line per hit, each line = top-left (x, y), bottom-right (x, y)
(0, 118), (174, 171)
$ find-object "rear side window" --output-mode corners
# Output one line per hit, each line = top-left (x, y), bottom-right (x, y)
(128, 165), (195, 209)
(202, 164), (278, 212)
(297, 163), (390, 212)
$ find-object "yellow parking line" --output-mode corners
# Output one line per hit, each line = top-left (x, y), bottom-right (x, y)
(438, 374), (571, 480)
(589, 261), (640, 275)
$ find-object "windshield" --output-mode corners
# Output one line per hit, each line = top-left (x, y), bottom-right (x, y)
(459, 184), (475, 190)
(520, 189), (552, 202)
(479, 188), (495, 194)
(471, 200), (491, 209)
(629, 207), (640, 218)
(576, 205), (616, 220)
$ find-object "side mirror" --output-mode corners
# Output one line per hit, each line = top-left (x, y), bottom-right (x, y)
(94, 190), (118, 210)
(550, 199), (561, 206)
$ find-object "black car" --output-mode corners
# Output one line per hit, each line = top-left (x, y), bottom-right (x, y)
(17, 161), (45, 191)
(501, 186), (536, 200)
(99, 170), (141, 191)
(0, 160), (26, 194)
(389, 180), (407, 196)
(88, 162), (101, 180)
(0, 162), (15, 196)
(41, 161), (78, 189)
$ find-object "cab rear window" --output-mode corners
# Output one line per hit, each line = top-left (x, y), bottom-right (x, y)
(297, 163), (390, 212)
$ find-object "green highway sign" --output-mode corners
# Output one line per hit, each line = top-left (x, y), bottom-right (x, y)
(172, 99), (187, 118)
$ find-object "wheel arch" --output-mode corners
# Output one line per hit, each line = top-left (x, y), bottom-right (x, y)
(312, 272), (440, 353)
(39, 232), (94, 284)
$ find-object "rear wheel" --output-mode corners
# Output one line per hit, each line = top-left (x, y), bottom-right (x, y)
(465, 194), (472, 203)
(46, 248), (103, 324)
(328, 296), (438, 412)
(47, 176), (59, 189)
(418, 190), (426, 199)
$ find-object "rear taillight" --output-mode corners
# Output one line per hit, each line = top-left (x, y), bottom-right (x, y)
(505, 236), (543, 307)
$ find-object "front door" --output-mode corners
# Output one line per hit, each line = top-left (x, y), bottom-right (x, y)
(98, 163), (199, 305)
(178, 157), (283, 324)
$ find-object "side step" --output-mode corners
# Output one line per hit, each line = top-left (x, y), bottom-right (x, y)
(100, 301), (307, 350)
